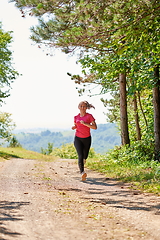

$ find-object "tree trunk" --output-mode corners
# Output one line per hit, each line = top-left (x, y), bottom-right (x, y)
(153, 65), (160, 161)
(137, 91), (148, 127)
(119, 73), (130, 145)
(133, 92), (141, 140)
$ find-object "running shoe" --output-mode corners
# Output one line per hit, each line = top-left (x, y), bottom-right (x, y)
(81, 172), (87, 181)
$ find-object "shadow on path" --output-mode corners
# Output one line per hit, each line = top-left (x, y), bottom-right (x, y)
(0, 201), (30, 239)
(83, 177), (160, 215)
(61, 176), (160, 216)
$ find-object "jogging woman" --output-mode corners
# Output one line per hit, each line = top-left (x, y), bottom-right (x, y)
(72, 101), (97, 181)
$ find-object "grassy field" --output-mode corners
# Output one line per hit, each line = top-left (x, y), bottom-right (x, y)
(0, 147), (57, 162)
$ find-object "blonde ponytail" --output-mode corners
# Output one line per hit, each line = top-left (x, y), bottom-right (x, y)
(83, 101), (95, 109)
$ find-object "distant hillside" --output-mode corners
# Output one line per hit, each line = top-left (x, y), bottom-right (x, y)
(91, 123), (121, 153)
(14, 123), (121, 154)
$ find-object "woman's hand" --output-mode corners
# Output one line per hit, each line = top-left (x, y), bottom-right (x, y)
(72, 125), (77, 130)
(80, 120), (85, 124)
(80, 120), (97, 130)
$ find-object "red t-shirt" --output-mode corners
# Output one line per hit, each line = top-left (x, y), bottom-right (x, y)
(74, 113), (95, 138)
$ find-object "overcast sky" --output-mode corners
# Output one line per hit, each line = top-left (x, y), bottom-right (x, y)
(0, 0), (109, 130)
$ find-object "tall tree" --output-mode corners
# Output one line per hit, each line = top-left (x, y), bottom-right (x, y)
(153, 65), (160, 161)
(0, 22), (19, 140)
(119, 73), (130, 145)
(133, 92), (141, 141)
(11, 0), (160, 152)
(0, 22), (19, 105)
(0, 112), (15, 141)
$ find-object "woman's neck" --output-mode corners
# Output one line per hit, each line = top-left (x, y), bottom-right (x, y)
(80, 112), (86, 117)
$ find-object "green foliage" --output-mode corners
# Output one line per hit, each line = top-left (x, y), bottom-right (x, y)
(87, 139), (160, 194)
(0, 146), (57, 161)
(0, 23), (19, 143)
(12, 1), (159, 61)
(51, 143), (97, 159)
(107, 140), (154, 163)
(127, 90), (154, 142)
(8, 136), (22, 148)
(0, 22), (19, 105)
(41, 142), (54, 155)
(51, 143), (77, 159)
(0, 112), (16, 141)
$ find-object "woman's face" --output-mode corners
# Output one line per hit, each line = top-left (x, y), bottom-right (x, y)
(78, 102), (87, 112)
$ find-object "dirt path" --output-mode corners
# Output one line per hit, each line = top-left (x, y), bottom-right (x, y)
(0, 158), (160, 240)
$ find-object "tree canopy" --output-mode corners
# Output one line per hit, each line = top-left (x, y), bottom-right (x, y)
(0, 22), (19, 105)
(0, 112), (16, 141)
(12, 0), (159, 55)
(0, 22), (19, 140)
(11, 0), (160, 159)
(11, 0), (159, 94)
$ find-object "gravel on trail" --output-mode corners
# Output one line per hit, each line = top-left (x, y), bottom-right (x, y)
(0, 158), (160, 240)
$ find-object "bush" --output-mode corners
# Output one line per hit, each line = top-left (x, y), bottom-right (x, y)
(41, 142), (54, 155)
(87, 139), (160, 194)
(51, 143), (97, 159)
(106, 139), (155, 163)
(8, 136), (22, 148)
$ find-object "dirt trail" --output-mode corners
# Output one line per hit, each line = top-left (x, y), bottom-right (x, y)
(0, 158), (160, 240)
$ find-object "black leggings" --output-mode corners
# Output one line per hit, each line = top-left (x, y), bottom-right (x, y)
(74, 136), (91, 173)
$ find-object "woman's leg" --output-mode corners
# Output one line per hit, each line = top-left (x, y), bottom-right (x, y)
(74, 136), (84, 173)
(82, 136), (91, 161)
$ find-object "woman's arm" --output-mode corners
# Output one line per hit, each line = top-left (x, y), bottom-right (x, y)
(80, 120), (97, 130)
(72, 123), (77, 130)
